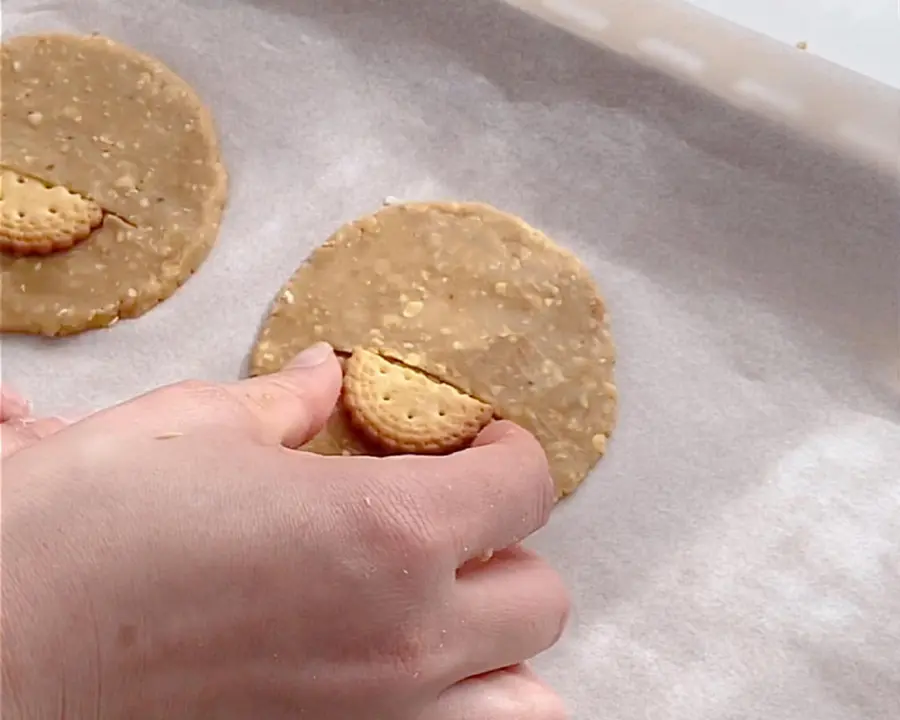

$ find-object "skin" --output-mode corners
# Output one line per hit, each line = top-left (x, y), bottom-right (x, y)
(0, 344), (570, 719)
(1, 386), (70, 457)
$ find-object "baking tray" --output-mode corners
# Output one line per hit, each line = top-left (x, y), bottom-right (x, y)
(2, 0), (899, 717)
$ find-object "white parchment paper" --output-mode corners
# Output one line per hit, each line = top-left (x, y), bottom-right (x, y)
(3, 0), (900, 717)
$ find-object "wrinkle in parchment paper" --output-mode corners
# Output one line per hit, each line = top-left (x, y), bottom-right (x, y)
(2, 1), (899, 718)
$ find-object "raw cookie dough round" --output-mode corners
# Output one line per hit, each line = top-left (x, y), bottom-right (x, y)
(250, 202), (618, 498)
(0, 34), (228, 336)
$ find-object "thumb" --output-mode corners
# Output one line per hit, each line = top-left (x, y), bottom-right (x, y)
(230, 341), (343, 448)
(470, 419), (546, 454)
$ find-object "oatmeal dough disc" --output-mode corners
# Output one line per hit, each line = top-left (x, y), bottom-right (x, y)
(0, 34), (228, 335)
(251, 202), (618, 498)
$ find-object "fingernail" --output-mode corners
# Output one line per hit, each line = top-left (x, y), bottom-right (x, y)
(287, 342), (334, 369)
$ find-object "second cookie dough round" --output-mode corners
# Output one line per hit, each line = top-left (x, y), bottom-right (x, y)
(251, 201), (618, 498)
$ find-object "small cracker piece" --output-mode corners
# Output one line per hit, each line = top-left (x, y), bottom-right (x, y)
(0, 169), (103, 256)
(343, 347), (493, 455)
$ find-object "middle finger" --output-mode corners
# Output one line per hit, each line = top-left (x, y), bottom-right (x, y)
(448, 545), (570, 680)
(376, 421), (555, 570)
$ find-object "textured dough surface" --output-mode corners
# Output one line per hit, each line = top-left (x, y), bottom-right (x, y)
(0, 34), (228, 335)
(251, 201), (618, 497)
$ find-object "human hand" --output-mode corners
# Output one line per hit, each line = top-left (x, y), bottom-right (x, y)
(0, 385), (69, 460)
(2, 343), (569, 719)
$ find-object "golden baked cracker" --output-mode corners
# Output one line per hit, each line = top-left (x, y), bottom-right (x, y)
(0, 170), (103, 255)
(1, 34), (227, 336)
(251, 201), (618, 499)
(342, 347), (493, 455)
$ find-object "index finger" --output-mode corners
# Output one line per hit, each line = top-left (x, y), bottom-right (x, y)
(1, 386), (30, 423)
(391, 420), (555, 567)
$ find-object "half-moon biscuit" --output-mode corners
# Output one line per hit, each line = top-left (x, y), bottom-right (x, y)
(0, 169), (103, 255)
(343, 347), (494, 455)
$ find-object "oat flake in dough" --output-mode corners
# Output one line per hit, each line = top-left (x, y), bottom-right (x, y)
(0, 34), (228, 336)
(251, 201), (618, 498)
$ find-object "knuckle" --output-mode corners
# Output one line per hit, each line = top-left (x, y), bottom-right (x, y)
(359, 625), (452, 705)
(523, 552), (571, 646)
(466, 424), (554, 532)
(522, 433), (552, 487)
(380, 622), (438, 679)
(358, 473), (450, 569)
(383, 498), (445, 563)
(530, 472), (554, 528)
(542, 569), (570, 645)
(551, 583), (572, 644)
(505, 432), (554, 527)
